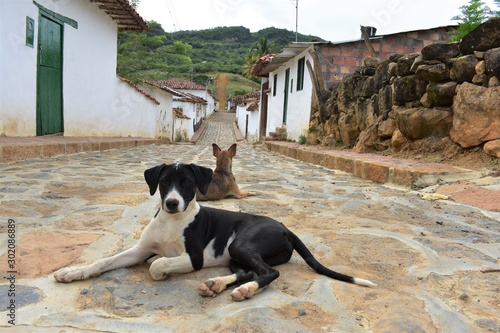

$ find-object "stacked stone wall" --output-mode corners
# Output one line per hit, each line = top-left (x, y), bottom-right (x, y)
(319, 27), (452, 83)
(310, 18), (500, 159)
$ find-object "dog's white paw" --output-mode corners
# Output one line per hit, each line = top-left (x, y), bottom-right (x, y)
(149, 258), (171, 281)
(54, 267), (87, 283)
(230, 281), (259, 301)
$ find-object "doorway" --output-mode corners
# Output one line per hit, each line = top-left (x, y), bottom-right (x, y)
(282, 68), (290, 125)
(36, 14), (63, 135)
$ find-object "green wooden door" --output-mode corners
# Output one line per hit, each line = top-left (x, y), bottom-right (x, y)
(282, 68), (290, 126)
(37, 15), (63, 135)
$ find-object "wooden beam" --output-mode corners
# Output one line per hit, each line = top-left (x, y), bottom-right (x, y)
(360, 25), (377, 58)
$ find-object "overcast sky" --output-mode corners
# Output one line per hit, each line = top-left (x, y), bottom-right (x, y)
(137, 0), (497, 42)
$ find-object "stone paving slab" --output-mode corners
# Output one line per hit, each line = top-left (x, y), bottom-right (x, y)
(264, 141), (480, 188)
(0, 143), (499, 332)
(264, 141), (500, 212)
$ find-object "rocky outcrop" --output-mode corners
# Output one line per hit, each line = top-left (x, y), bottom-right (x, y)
(421, 42), (460, 61)
(484, 139), (500, 158)
(450, 83), (500, 148)
(395, 107), (452, 140)
(485, 47), (500, 77)
(450, 55), (478, 83)
(459, 18), (500, 55)
(312, 18), (500, 159)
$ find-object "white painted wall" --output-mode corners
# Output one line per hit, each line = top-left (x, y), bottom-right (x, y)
(0, 1), (39, 136)
(236, 104), (260, 142)
(182, 88), (215, 120)
(172, 100), (196, 138)
(173, 117), (192, 142)
(266, 47), (314, 141)
(0, 0), (163, 138)
(140, 84), (174, 140)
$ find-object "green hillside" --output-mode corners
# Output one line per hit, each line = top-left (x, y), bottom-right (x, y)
(117, 22), (324, 104)
(118, 23), (323, 82)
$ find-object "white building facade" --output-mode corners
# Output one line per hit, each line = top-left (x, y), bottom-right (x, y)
(263, 45), (314, 141)
(0, 0), (168, 138)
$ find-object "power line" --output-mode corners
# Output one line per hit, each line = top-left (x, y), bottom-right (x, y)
(166, 0), (181, 31)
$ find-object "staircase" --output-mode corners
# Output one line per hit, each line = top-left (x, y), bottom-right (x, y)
(267, 126), (288, 141)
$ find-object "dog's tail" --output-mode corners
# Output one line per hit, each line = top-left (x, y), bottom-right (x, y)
(290, 232), (377, 287)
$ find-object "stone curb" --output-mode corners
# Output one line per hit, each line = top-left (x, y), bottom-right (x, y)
(0, 137), (164, 163)
(190, 120), (208, 144)
(265, 141), (481, 189)
(233, 122), (245, 142)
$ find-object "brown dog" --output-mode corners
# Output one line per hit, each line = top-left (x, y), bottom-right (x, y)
(196, 143), (255, 201)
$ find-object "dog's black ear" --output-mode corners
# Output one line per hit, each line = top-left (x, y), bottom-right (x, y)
(212, 143), (221, 157)
(144, 164), (167, 196)
(189, 163), (213, 195)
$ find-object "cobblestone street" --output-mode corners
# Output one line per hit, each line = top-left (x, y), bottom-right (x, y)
(0, 115), (499, 332)
(196, 112), (237, 147)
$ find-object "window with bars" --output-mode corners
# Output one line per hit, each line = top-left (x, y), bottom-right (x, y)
(273, 74), (278, 96)
(297, 57), (305, 91)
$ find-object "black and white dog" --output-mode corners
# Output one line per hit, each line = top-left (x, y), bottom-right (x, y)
(54, 163), (376, 301)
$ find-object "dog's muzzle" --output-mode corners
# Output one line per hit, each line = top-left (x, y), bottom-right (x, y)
(165, 198), (181, 213)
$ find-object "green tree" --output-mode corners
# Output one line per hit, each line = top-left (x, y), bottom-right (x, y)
(129, 0), (140, 9)
(241, 37), (276, 79)
(492, 0), (500, 16)
(450, 0), (491, 41)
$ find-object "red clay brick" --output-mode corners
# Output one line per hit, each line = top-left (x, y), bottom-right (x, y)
(382, 44), (393, 53)
(430, 33), (440, 41)
(340, 65), (351, 74)
(423, 40), (433, 47)
(393, 45), (404, 53)
(340, 48), (352, 57)
(344, 57), (357, 66)
(329, 47), (341, 56)
(384, 36), (396, 44)
(333, 57), (345, 65)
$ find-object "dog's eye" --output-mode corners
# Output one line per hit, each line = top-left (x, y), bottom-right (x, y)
(181, 179), (192, 187)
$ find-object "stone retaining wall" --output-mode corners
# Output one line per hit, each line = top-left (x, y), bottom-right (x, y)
(309, 18), (500, 159)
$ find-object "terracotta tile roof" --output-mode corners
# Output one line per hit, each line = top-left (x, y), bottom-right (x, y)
(175, 92), (207, 105)
(227, 91), (261, 106)
(252, 54), (275, 77)
(119, 77), (159, 105)
(92, 0), (148, 32)
(173, 107), (190, 119)
(145, 80), (183, 96)
(246, 102), (259, 112)
(152, 79), (208, 91)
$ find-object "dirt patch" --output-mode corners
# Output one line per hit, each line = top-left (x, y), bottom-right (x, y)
(215, 73), (229, 110)
(53, 209), (124, 230)
(423, 271), (500, 331)
(274, 302), (338, 330)
(0, 200), (61, 217)
(0, 231), (100, 278)
(384, 137), (499, 170)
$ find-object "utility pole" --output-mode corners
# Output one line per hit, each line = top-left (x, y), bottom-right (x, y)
(290, 0), (298, 42)
(295, 0), (298, 42)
